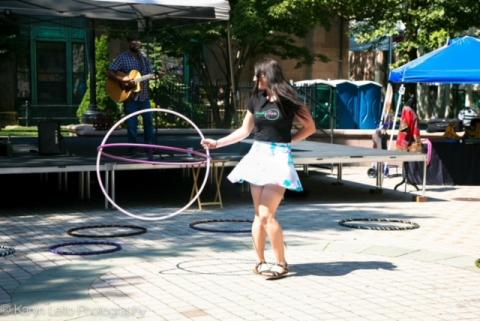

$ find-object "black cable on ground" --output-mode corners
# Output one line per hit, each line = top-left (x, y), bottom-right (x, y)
(189, 219), (253, 233)
(338, 218), (420, 231)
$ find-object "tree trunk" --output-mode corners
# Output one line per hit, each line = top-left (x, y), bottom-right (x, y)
(440, 85), (451, 118)
(222, 85), (234, 127)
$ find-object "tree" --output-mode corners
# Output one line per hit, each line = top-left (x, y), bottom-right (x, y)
(339, 0), (480, 117)
(77, 34), (120, 123)
(152, 0), (338, 127)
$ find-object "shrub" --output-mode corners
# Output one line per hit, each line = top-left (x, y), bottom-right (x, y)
(77, 34), (120, 123)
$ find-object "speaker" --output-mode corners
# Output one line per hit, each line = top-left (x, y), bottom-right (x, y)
(0, 140), (13, 156)
(38, 121), (64, 155)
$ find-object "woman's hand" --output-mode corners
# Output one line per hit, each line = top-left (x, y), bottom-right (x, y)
(200, 112), (254, 150)
(201, 138), (218, 149)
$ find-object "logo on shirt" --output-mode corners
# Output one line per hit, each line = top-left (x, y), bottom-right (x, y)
(256, 108), (280, 121)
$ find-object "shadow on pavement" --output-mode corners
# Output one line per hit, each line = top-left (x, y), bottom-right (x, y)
(290, 260), (397, 277)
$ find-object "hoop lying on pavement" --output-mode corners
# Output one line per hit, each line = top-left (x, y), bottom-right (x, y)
(67, 225), (147, 238)
(49, 241), (122, 256)
(338, 218), (420, 230)
(189, 219), (253, 233)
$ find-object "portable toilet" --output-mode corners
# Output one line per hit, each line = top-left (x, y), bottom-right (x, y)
(294, 79), (336, 130)
(333, 80), (358, 129)
(295, 79), (383, 130)
(355, 81), (382, 129)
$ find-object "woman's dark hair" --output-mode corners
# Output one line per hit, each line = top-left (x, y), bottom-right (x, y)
(405, 96), (417, 110)
(252, 58), (304, 117)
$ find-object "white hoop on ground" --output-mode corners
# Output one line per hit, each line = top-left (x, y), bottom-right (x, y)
(96, 108), (211, 221)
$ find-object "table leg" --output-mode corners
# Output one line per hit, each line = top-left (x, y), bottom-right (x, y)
(79, 172), (84, 200)
(190, 165), (202, 210)
(86, 171), (91, 200)
(105, 169), (109, 210)
(190, 161), (226, 209)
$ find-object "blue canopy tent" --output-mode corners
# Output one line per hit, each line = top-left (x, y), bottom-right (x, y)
(389, 36), (480, 84)
(384, 36), (480, 148)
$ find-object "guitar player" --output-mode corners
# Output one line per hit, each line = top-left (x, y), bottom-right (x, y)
(107, 33), (155, 156)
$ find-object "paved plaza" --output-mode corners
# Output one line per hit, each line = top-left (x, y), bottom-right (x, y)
(0, 166), (479, 321)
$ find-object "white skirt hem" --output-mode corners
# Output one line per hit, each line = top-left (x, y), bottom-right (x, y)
(226, 141), (303, 192)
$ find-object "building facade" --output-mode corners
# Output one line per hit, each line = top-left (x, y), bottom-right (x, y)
(0, 16), (88, 126)
(0, 15), (350, 127)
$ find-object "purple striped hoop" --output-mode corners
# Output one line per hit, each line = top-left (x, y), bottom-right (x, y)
(99, 143), (209, 166)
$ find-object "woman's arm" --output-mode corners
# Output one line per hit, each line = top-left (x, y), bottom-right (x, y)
(201, 111), (255, 149)
(291, 105), (316, 143)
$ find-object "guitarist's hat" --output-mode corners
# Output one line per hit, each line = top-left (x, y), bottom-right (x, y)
(127, 32), (142, 42)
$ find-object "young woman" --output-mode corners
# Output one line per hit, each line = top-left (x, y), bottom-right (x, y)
(201, 58), (316, 278)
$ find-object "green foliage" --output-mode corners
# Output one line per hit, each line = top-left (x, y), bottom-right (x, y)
(77, 34), (120, 122)
(231, 0), (334, 67)
(343, 0), (480, 117)
(150, 75), (208, 128)
(149, 0), (337, 127)
(0, 126), (71, 137)
(347, 0), (480, 68)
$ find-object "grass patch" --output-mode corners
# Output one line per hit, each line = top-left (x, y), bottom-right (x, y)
(0, 126), (72, 137)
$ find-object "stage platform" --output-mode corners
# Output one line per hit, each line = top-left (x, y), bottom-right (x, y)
(0, 134), (427, 207)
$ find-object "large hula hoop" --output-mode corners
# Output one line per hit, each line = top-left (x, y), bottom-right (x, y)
(49, 241), (122, 256)
(67, 224), (147, 238)
(96, 108), (211, 221)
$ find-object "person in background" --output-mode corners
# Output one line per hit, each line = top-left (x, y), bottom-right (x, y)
(201, 58), (316, 279)
(107, 33), (155, 155)
(458, 105), (478, 128)
(396, 97), (421, 152)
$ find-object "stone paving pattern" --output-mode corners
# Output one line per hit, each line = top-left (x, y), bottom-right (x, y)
(0, 166), (479, 320)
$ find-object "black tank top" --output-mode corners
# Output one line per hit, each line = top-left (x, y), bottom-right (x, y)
(247, 92), (300, 143)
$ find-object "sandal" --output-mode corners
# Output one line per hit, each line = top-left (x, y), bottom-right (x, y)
(264, 263), (289, 280)
(253, 261), (269, 275)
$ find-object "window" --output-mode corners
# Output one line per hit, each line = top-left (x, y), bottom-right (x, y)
(29, 24), (87, 106)
(36, 41), (67, 104)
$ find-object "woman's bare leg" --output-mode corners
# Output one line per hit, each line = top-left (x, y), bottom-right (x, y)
(250, 184), (266, 263)
(257, 184), (286, 265)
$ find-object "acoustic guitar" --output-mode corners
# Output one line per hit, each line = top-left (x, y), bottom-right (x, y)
(106, 69), (157, 103)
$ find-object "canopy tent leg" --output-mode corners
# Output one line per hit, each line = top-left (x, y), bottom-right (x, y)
(388, 84), (405, 150)
(379, 83), (393, 129)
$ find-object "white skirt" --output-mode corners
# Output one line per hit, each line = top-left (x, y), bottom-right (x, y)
(227, 140), (303, 191)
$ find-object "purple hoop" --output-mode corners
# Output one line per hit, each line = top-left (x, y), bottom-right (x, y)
(99, 143), (209, 166)
(423, 138), (432, 166)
